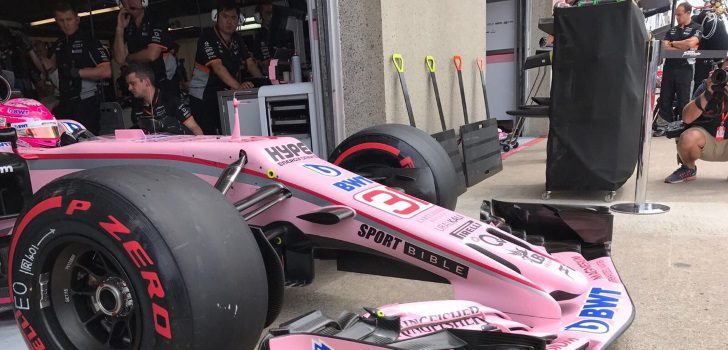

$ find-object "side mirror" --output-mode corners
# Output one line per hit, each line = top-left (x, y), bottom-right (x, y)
(0, 74), (10, 103)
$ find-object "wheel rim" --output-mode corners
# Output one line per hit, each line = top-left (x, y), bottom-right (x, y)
(42, 237), (142, 350)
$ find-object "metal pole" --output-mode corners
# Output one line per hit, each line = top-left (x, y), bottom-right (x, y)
(612, 38), (670, 215)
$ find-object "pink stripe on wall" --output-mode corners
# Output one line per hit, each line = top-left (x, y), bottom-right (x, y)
(486, 53), (515, 64)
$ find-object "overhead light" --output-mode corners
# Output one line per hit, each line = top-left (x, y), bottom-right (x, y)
(237, 23), (262, 31)
(30, 6), (121, 26)
(169, 25), (195, 31)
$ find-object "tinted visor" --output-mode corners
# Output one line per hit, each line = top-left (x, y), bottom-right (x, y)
(12, 120), (61, 138)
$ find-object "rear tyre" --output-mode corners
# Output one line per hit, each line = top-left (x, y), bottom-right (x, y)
(9, 165), (268, 349)
(329, 124), (459, 210)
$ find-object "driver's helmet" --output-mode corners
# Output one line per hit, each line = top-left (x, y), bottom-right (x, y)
(0, 98), (61, 148)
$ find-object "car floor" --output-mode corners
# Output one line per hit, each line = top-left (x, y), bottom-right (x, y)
(2, 136), (727, 349)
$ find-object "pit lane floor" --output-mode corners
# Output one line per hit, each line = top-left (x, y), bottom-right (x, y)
(2, 136), (727, 349)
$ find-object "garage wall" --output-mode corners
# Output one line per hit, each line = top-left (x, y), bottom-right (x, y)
(380, 0), (487, 133)
(336, 0), (487, 136)
(336, 0), (387, 136)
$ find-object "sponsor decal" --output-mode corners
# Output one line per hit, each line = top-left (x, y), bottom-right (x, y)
(571, 256), (602, 281)
(401, 306), (486, 336)
(0, 142), (11, 148)
(7, 108), (29, 116)
(434, 214), (465, 232)
(0, 165), (14, 174)
(265, 142), (316, 166)
(357, 224), (402, 250)
(449, 220), (482, 239)
(404, 242), (469, 278)
(97, 213), (172, 339)
(564, 287), (622, 334)
(596, 259), (619, 283)
(354, 186), (433, 219)
(333, 176), (374, 191)
(547, 338), (582, 350)
(15, 310), (45, 349)
(415, 208), (448, 223)
(474, 234), (506, 247)
(682, 50), (701, 57)
(313, 339), (334, 350)
(508, 247), (547, 265)
(303, 164), (342, 177)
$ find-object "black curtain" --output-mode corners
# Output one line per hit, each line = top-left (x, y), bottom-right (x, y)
(547, 1), (648, 192)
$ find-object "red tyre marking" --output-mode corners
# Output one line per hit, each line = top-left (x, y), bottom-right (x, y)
(8, 196), (63, 290)
(333, 142), (402, 165)
(399, 156), (414, 168)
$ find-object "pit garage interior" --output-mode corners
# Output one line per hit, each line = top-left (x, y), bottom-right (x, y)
(0, 0), (727, 349)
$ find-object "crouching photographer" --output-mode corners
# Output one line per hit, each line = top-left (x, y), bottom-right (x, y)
(665, 59), (728, 183)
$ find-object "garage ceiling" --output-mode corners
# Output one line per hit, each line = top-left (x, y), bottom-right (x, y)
(1, 0), (251, 39)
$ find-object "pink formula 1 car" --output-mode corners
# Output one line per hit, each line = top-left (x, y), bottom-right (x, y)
(0, 76), (632, 350)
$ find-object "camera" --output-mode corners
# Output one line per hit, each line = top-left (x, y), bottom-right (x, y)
(711, 68), (728, 95)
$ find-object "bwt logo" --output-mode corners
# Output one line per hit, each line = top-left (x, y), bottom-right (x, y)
(0, 165), (14, 174)
(303, 164), (342, 177)
(312, 339), (334, 350)
(564, 287), (622, 334)
(334, 176), (374, 191)
(7, 109), (29, 116)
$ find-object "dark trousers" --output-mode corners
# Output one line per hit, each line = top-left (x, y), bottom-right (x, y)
(659, 65), (693, 123)
(196, 89), (223, 135)
(56, 96), (101, 135)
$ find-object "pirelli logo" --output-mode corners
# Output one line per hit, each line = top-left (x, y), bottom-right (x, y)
(449, 220), (482, 240)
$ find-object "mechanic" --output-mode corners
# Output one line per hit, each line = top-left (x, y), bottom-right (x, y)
(125, 63), (203, 135)
(189, 0), (263, 135)
(659, 2), (701, 123)
(665, 59), (728, 183)
(246, 0), (295, 74)
(113, 0), (178, 94)
(47, 2), (111, 135)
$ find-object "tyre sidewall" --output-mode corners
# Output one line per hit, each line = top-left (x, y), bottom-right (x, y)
(331, 124), (459, 209)
(10, 180), (187, 349)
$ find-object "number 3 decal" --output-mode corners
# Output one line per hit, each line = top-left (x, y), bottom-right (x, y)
(354, 186), (432, 219)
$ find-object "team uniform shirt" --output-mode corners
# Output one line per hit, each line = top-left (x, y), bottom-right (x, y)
(190, 27), (251, 99)
(53, 31), (110, 101)
(131, 88), (193, 135)
(664, 22), (702, 68)
(689, 82), (725, 137)
(123, 14), (175, 86)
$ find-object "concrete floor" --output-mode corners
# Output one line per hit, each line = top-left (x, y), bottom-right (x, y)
(2, 136), (727, 349)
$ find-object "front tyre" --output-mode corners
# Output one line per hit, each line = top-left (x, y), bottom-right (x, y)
(9, 166), (268, 350)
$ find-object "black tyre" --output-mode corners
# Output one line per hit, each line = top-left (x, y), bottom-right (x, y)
(329, 124), (459, 210)
(502, 144), (511, 152)
(9, 166), (267, 350)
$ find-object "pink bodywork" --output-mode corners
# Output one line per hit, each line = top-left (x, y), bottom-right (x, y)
(0, 131), (632, 349)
